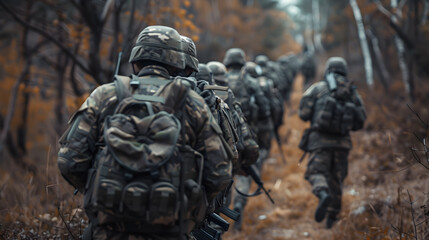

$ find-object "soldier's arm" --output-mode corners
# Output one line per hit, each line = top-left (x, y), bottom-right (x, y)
(298, 83), (318, 121)
(252, 82), (271, 119)
(351, 88), (367, 129)
(57, 86), (106, 193)
(190, 93), (232, 202)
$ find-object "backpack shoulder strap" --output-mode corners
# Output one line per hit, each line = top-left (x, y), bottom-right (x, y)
(114, 75), (132, 102)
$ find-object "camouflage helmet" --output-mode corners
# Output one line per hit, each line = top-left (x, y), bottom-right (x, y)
(277, 55), (291, 65)
(129, 25), (186, 70)
(325, 57), (348, 76)
(255, 55), (269, 67)
(243, 61), (262, 78)
(195, 63), (213, 84)
(207, 61), (227, 85)
(181, 35), (199, 72)
(223, 48), (246, 68)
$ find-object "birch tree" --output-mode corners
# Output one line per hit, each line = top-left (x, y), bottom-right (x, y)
(312, 0), (325, 52)
(366, 28), (390, 91)
(349, 0), (374, 87)
(375, 0), (415, 101)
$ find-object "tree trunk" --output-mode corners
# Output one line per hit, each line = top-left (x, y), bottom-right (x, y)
(422, 0), (429, 25)
(391, 0), (414, 102)
(349, 0), (374, 87)
(305, 15), (315, 54)
(366, 28), (390, 91)
(312, 0), (325, 52)
(0, 62), (31, 156)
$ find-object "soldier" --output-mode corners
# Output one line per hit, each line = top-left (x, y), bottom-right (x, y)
(207, 61), (259, 175)
(223, 49), (272, 231)
(223, 49), (270, 130)
(179, 35), (199, 78)
(298, 57), (366, 228)
(57, 25), (232, 239)
(194, 63), (213, 84)
(242, 61), (274, 163)
(277, 53), (298, 103)
(300, 47), (317, 90)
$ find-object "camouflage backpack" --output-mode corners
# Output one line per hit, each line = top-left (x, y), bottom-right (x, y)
(312, 73), (365, 135)
(226, 71), (259, 122)
(85, 75), (207, 233)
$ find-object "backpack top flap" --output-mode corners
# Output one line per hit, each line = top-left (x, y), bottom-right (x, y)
(104, 109), (181, 173)
(103, 76), (190, 173)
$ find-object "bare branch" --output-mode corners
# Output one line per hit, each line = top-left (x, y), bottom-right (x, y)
(411, 147), (429, 171)
(0, 1), (90, 74)
(101, 0), (115, 24)
(57, 206), (78, 240)
(407, 190), (418, 240)
(407, 104), (429, 129)
(374, 0), (393, 19)
(0, 61), (31, 155)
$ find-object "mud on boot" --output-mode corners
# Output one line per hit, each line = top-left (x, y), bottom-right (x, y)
(315, 190), (331, 222)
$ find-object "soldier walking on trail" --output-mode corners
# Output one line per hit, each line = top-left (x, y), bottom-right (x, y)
(298, 57), (366, 228)
(57, 25), (232, 240)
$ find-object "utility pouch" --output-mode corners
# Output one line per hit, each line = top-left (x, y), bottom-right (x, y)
(341, 102), (355, 134)
(316, 96), (335, 129)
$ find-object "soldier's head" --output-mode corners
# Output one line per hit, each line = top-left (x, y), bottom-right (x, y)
(277, 52), (296, 65)
(325, 57), (348, 76)
(129, 25), (185, 77)
(179, 35), (199, 77)
(194, 63), (213, 84)
(243, 61), (262, 78)
(255, 55), (269, 68)
(223, 48), (246, 69)
(207, 61), (227, 86)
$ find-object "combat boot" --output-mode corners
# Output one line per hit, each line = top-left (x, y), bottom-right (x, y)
(326, 213), (337, 229)
(315, 190), (331, 222)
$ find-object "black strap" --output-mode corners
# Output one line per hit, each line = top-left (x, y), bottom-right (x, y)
(234, 185), (263, 198)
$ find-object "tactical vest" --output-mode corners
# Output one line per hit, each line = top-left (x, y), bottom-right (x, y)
(227, 71), (258, 123)
(312, 74), (364, 135)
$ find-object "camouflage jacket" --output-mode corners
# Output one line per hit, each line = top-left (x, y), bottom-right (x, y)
(226, 68), (271, 125)
(298, 79), (365, 150)
(58, 65), (232, 202)
(207, 85), (259, 174)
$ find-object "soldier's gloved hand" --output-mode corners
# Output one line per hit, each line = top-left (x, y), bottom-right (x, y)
(200, 90), (217, 111)
(196, 80), (210, 93)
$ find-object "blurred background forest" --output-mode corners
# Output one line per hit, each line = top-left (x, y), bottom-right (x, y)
(0, 0), (428, 239)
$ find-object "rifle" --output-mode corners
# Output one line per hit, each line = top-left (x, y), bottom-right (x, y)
(235, 165), (275, 204)
(192, 213), (230, 240)
(273, 129), (287, 164)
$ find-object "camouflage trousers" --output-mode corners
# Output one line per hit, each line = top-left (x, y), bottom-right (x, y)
(305, 148), (349, 217)
(256, 124), (273, 152)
